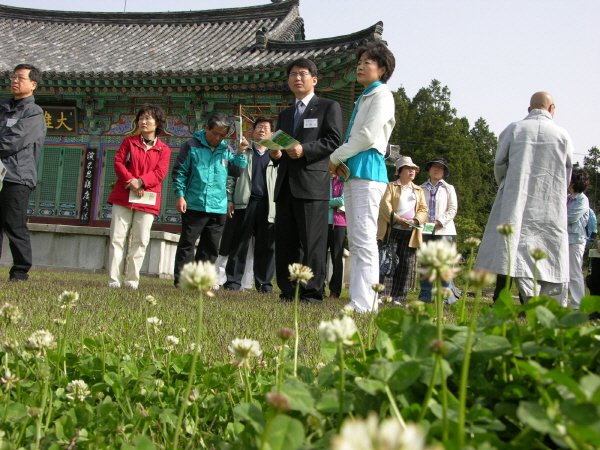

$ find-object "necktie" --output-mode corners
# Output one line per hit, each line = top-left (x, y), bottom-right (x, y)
(293, 101), (304, 133)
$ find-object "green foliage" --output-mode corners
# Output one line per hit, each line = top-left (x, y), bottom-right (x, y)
(390, 79), (498, 235)
(584, 145), (600, 212)
(1, 270), (600, 449)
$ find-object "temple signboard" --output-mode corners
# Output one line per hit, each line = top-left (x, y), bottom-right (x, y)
(42, 107), (78, 136)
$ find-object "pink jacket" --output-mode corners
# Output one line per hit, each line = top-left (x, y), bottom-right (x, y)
(329, 177), (346, 227)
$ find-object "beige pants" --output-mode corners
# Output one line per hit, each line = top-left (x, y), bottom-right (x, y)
(108, 204), (155, 286)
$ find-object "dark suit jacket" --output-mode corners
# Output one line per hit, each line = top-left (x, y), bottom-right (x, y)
(274, 95), (343, 201)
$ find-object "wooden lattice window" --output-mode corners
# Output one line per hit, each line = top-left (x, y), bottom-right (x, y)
(28, 145), (84, 218)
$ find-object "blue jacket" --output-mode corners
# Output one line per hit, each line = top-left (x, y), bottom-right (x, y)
(172, 129), (247, 214)
(567, 192), (589, 245)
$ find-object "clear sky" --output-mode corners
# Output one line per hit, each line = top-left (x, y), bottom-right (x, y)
(3, 0), (598, 163)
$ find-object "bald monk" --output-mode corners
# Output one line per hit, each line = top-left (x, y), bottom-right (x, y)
(475, 92), (574, 302)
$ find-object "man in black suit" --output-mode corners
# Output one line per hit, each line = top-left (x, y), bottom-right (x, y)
(270, 58), (343, 302)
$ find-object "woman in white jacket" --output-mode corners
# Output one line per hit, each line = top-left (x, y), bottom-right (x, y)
(418, 157), (458, 304)
(328, 42), (396, 313)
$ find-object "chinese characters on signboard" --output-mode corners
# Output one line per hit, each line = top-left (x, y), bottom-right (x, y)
(79, 147), (97, 225)
(42, 107), (78, 136)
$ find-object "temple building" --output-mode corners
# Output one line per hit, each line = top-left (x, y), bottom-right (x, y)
(0, 0), (387, 232)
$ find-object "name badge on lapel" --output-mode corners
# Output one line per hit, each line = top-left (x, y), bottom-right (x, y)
(304, 118), (318, 128)
(6, 118), (18, 127)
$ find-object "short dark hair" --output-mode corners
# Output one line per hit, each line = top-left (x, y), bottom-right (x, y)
(286, 58), (318, 77)
(356, 42), (396, 84)
(206, 112), (233, 135)
(571, 167), (589, 193)
(135, 104), (167, 135)
(13, 64), (42, 85)
(253, 116), (274, 131)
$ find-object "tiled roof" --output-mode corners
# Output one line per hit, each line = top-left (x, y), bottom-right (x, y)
(0, 0), (384, 79)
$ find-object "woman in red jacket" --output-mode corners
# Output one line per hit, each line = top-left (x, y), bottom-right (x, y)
(107, 105), (171, 289)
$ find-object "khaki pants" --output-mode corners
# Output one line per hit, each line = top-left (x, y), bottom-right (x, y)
(108, 204), (155, 286)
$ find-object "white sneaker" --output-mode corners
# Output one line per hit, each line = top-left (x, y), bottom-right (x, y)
(124, 281), (139, 290)
(108, 281), (121, 288)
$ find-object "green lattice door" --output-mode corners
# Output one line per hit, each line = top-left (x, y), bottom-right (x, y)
(28, 145), (85, 218)
(160, 149), (180, 224)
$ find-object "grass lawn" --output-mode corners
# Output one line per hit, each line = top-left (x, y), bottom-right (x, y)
(0, 267), (494, 367)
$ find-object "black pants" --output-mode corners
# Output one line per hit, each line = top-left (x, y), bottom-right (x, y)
(493, 274), (525, 304)
(275, 181), (329, 300)
(224, 197), (275, 292)
(587, 258), (600, 295)
(0, 182), (33, 280)
(173, 209), (225, 286)
(326, 224), (346, 295)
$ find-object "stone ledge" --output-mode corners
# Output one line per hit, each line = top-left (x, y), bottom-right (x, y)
(26, 223), (180, 243)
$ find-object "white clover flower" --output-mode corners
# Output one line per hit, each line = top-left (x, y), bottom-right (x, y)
(431, 287), (453, 299)
(66, 380), (90, 402)
(266, 392), (290, 412)
(463, 237), (482, 250)
(372, 284), (385, 293)
(166, 336), (179, 346)
(179, 328), (187, 334)
(407, 300), (426, 315)
(529, 247), (548, 261)
(341, 305), (355, 316)
(154, 379), (165, 389)
(1, 369), (20, 392)
(57, 291), (79, 310)
(316, 362), (326, 370)
(145, 295), (157, 306)
(417, 239), (461, 283)
(0, 303), (22, 325)
(179, 261), (218, 291)
(288, 263), (314, 284)
(53, 318), (66, 326)
(319, 316), (357, 346)
(187, 388), (200, 405)
(467, 269), (496, 288)
(331, 412), (425, 450)
(228, 338), (262, 361)
(1, 338), (18, 354)
(496, 223), (515, 236)
(24, 330), (56, 352)
(147, 317), (162, 326)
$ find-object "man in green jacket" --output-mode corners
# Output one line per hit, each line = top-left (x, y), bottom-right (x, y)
(172, 112), (248, 287)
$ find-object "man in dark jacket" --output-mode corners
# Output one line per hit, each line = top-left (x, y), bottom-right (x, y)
(0, 64), (47, 282)
(270, 58), (343, 302)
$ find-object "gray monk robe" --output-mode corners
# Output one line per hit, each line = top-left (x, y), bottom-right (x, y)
(475, 109), (573, 285)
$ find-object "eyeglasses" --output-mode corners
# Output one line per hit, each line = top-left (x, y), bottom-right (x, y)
(254, 125), (271, 131)
(289, 71), (312, 79)
(9, 75), (30, 82)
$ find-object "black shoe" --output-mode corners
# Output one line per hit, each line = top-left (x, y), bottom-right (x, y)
(300, 296), (323, 304)
(9, 277), (27, 283)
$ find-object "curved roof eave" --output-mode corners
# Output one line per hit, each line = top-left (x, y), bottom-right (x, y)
(0, 0), (300, 25)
